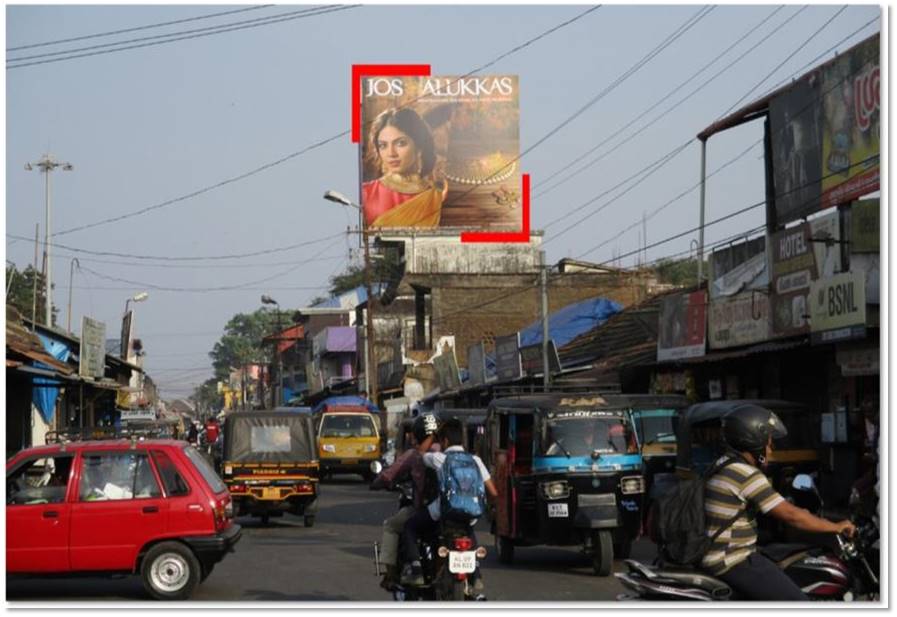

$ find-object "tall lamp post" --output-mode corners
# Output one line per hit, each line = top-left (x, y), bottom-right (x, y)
(123, 292), (149, 412)
(261, 295), (283, 407)
(26, 154), (73, 327)
(67, 257), (81, 333)
(323, 190), (378, 410)
(125, 291), (149, 317)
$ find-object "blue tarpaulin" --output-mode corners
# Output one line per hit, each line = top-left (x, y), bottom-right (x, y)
(312, 395), (379, 414)
(32, 334), (72, 424)
(519, 297), (622, 348)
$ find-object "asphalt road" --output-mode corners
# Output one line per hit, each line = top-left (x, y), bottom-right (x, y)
(7, 476), (655, 603)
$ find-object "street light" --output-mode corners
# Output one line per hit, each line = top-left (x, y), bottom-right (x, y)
(26, 154), (73, 327)
(322, 189), (378, 414)
(261, 295), (283, 407)
(125, 291), (149, 315)
(67, 257), (80, 333)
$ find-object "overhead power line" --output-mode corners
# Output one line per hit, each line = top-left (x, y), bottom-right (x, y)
(440, 5), (715, 212)
(5, 230), (347, 261)
(7, 5), (275, 51)
(533, 5), (787, 197)
(7, 5), (361, 69)
(37, 6), (596, 241)
(47, 250), (345, 270)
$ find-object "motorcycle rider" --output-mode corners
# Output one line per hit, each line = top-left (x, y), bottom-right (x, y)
(370, 413), (440, 590)
(401, 418), (498, 587)
(702, 403), (856, 601)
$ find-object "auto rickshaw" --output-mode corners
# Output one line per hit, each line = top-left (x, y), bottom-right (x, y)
(629, 403), (687, 503)
(221, 411), (320, 526)
(670, 399), (822, 544)
(435, 408), (488, 458)
(485, 393), (683, 576)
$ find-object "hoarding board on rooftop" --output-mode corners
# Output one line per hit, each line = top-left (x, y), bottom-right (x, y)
(360, 75), (520, 232)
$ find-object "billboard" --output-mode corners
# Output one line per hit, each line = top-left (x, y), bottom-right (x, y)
(495, 333), (522, 382)
(360, 75), (520, 231)
(768, 34), (879, 224)
(770, 223), (814, 337)
(80, 316), (106, 378)
(466, 342), (486, 386)
(709, 293), (770, 350)
(657, 291), (706, 362)
(519, 341), (561, 376)
(433, 347), (461, 392)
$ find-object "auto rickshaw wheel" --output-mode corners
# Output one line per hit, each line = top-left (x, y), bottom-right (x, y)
(496, 535), (514, 564)
(304, 514), (315, 528)
(591, 530), (613, 576)
(260, 513), (270, 526)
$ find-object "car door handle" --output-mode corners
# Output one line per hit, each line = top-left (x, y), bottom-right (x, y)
(43, 510), (59, 518)
(142, 505), (160, 514)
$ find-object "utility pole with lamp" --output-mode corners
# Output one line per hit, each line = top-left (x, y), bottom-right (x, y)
(323, 190), (381, 426)
(261, 295), (284, 407)
(25, 154), (73, 327)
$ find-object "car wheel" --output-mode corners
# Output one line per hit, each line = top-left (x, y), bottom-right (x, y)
(304, 515), (315, 528)
(592, 530), (613, 576)
(496, 535), (514, 564)
(141, 542), (200, 600)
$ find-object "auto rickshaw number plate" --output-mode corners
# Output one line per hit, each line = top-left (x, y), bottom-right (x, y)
(262, 487), (280, 499)
(448, 551), (477, 574)
(547, 503), (569, 518)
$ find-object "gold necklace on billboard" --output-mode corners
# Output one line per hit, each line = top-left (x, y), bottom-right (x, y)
(380, 172), (432, 194)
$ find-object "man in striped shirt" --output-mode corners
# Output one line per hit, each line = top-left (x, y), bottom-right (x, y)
(701, 404), (855, 601)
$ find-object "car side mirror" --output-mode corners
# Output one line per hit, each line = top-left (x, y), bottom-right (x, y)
(370, 460), (383, 475)
(792, 474), (815, 492)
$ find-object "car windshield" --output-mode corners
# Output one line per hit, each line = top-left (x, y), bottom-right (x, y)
(320, 414), (377, 438)
(183, 446), (226, 494)
(541, 416), (637, 457)
(635, 409), (679, 445)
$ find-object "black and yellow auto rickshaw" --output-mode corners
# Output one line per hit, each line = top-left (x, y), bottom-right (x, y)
(485, 393), (684, 576)
(670, 399), (822, 543)
(673, 399), (820, 491)
(221, 411), (320, 526)
(436, 408), (488, 459)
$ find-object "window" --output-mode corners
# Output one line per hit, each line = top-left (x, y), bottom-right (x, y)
(250, 426), (291, 453)
(151, 450), (191, 497)
(183, 446), (226, 494)
(7, 455), (73, 505)
(78, 453), (161, 501)
(320, 414), (377, 438)
(541, 417), (638, 457)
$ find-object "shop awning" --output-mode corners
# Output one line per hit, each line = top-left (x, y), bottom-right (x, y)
(674, 338), (809, 364)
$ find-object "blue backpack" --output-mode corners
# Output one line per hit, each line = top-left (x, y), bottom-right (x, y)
(440, 451), (486, 522)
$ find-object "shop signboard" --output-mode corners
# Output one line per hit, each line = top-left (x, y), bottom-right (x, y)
(466, 341), (486, 386)
(79, 316), (106, 378)
(768, 35), (879, 224)
(657, 291), (706, 362)
(495, 333), (522, 382)
(519, 340), (561, 376)
(809, 271), (866, 345)
(708, 292), (770, 349)
(360, 75), (520, 232)
(770, 223), (815, 337)
(434, 347), (461, 392)
(120, 408), (156, 422)
(850, 199), (880, 253)
(836, 345), (879, 376)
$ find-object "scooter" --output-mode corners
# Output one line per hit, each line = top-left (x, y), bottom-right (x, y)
(615, 474), (880, 602)
(369, 461), (488, 601)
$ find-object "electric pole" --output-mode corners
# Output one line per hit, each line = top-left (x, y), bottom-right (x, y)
(540, 251), (551, 392)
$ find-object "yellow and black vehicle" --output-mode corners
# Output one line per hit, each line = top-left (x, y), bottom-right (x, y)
(221, 410), (319, 526)
(313, 396), (381, 481)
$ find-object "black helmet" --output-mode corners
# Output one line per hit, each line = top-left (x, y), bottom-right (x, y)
(722, 404), (787, 464)
(413, 413), (439, 444)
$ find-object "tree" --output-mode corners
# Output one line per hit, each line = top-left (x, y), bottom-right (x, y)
(326, 247), (403, 298)
(5, 263), (57, 326)
(208, 308), (291, 379)
(653, 257), (707, 287)
(191, 377), (223, 414)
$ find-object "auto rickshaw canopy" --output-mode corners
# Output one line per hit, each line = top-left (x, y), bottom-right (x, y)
(223, 411), (318, 463)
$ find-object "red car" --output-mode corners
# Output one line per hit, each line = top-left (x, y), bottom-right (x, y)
(6, 439), (241, 600)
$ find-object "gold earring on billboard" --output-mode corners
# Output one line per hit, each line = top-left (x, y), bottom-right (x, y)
(416, 153), (423, 175)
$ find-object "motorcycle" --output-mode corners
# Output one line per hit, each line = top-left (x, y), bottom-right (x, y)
(369, 461), (488, 602)
(615, 474), (880, 602)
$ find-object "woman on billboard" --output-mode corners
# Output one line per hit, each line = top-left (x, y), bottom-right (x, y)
(363, 107), (447, 228)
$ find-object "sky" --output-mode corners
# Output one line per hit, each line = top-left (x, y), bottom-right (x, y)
(5, 3), (883, 400)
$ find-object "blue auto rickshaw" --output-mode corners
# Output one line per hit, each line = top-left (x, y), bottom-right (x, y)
(485, 393), (680, 576)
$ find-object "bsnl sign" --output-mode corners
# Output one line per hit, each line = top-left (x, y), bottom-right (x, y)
(809, 272), (866, 345)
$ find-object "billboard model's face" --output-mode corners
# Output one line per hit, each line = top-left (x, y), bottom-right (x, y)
(376, 125), (419, 176)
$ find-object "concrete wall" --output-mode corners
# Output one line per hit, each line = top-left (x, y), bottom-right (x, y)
(378, 231), (543, 274)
